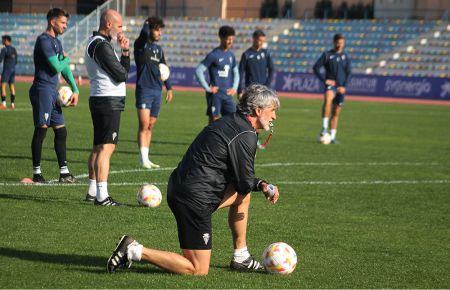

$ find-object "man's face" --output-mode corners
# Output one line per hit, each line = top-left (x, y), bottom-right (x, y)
(51, 16), (68, 35)
(256, 104), (277, 131)
(220, 36), (234, 50)
(334, 38), (345, 52)
(150, 27), (161, 42)
(252, 36), (266, 50)
(108, 15), (123, 40)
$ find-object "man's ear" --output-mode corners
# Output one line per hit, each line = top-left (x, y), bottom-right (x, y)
(254, 107), (263, 117)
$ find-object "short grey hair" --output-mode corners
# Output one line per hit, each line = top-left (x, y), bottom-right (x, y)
(237, 84), (280, 115)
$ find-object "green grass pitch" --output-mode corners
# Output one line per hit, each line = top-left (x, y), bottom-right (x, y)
(0, 82), (449, 288)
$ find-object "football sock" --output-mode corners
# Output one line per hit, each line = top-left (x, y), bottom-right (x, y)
(322, 118), (329, 130)
(33, 166), (42, 175)
(31, 127), (48, 168)
(11, 94), (15, 103)
(1, 96), (5, 103)
(233, 246), (250, 263)
(140, 147), (149, 163)
(96, 182), (109, 201)
(87, 179), (97, 197)
(330, 129), (337, 140)
(59, 166), (69, 174)
(128, 242), (143, 261)
(53, 127), (68, 168)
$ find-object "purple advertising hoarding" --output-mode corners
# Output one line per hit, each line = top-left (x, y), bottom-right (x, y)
(128, 65), (450, 101)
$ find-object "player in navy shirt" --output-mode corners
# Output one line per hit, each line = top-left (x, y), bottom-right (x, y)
(0, 35), (17, 109)
(238, 30), (274, 96)
(134, 17), (173, 168)
(313, 33), (351, 144)
(29, 8), (79, 183)
(195, 26), (239, 124)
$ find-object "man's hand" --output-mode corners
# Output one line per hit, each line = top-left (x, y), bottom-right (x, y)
(70, 92), (79, 106)
(165, 89), (173, 103)
(337, 86), (346, 94)
(227, 88), (236, 97)
(261, 182), (279, 204)
(117, 33), (129, 51)
(210, 86), (219, 94)
(325, 79), (336, 86)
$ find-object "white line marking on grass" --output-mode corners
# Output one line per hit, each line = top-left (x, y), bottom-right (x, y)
(47, 167), (176, 183)
(278, 180), (450, 185)
(257, 162), (445, 167)
(2, 180), (449, 187)
(49, 162), (446, 182)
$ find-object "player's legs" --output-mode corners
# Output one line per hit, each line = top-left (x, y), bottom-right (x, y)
(210, 93), (224, 122)
(0, 82), (6, 108)
(9, 81), (15, 108)
(108, 235), (210, 275)
(141, 247), (210, 275)
(218, 184), (262, 270)
(137, 109), (159, 168)
(49, 101), (74, 182)
(329, 92), (345, 143)
(220, 95), (237, 117)
(85, 147), (98, 201)
(52, 124), (74, 183)
(29, 87), (68, 183)
(319, 89), (335, 135)
(205, 92), (217, 124)
(89, 98), (122, 205)
(218, 185), (250, 249)
(95, 143), (116, 182)
(330, 103), (342, 142)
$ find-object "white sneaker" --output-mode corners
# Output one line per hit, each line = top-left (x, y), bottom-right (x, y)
(141, 160), (160, 169)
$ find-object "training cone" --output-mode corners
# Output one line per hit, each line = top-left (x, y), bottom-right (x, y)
(21, 178), (33, 184)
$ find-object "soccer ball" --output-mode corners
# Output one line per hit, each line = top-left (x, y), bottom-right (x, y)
(159, 63), (170, 81)
(57, 86), (73, 107)
(318, 133), (332, 145)
(137, 184), (162, 208)
(262, 242), (297, 275)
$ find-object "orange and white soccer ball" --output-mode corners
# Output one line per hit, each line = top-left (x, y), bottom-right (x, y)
(137, 184), (162, 208)
(262, 242), (297, 275)
(159, 63), (170, 81)
(318, 133), (332, 145)
(57, 86), (73, 107)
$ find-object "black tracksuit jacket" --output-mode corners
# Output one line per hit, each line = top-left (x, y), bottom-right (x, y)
(168, 111), (263, 212)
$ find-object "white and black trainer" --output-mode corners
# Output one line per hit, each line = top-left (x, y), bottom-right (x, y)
(230, 255), (263, 271)
(107, 235), (135, 273)
(94, 196), (121, 206)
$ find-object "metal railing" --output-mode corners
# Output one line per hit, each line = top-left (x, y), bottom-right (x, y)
(60, 0), (126, 56)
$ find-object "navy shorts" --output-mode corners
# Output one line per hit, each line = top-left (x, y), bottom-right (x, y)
(210, 92), (236, 117)
(29, 86), (64, 127)
(1, 70), (15, 84)
(136, 88), (162, 117)
(326, 85), (345, 106)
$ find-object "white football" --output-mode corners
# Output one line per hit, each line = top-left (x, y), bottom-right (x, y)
(137, 184), (162, 208)
(262, 242), (297, 275)
(159, 63), (170, 81)
(318, 133), (332, 145)
(57, 86), (73, 107)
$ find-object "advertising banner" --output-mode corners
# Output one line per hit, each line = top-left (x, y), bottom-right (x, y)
(128, 65), (450, 101)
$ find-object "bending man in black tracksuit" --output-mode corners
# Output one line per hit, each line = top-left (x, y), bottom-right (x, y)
(84, 9), (130, 206)
(107, 84), (280, 275)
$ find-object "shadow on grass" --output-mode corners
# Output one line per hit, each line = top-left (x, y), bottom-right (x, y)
(0, 192), (81, 204)
(0, 247), (260, 275)
(0, 247), (105, 269)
